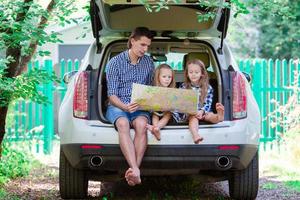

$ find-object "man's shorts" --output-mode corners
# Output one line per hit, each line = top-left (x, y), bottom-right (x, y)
(105, 105), (151, 130)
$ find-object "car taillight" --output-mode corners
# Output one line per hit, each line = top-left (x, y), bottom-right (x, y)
(232, 72), (247, 120)
(218, 145), (240, 150)
(73, 72), (88, 119)
(80, 145), (103, 149)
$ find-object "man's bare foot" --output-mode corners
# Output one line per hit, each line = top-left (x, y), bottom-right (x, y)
(193, 135), (204, 144)
(125, 168), (141, 186)
(216, 103), (224, 122)
(152, 126), (161, 141)
(125, 168), (135, 186)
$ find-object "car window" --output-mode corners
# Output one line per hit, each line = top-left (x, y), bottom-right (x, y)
(154, 52), (185, 71)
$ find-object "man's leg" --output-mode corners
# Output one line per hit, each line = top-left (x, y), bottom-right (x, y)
(115, 117), (138, 186)
(125, 115), (148, 186)
(132, 116), (148, 166)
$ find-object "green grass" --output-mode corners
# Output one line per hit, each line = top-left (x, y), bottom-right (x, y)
(284, 181), (300, 192)
(262, 182), (278, 190)
(262, 128), (300, 193)
(0, 188), (20, 200)
(0, 142), (36, 185)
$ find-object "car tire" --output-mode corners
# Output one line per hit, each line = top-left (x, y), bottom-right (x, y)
(228, 152), (259, 200)
(59, 149), (88, 199)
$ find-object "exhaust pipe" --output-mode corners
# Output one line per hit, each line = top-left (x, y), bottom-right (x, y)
(90, 155), (103, 167)
(216, 156), (232, 169)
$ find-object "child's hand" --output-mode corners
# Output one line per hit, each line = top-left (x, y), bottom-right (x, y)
(195, 110), (205, 120)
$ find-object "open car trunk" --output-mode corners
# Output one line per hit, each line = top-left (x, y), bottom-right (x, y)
(95, 39), (223, 125)
(91, 0), (230, 53)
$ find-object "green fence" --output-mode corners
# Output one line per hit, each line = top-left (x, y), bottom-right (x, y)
(239, 59), (300, 145)
(4, 59), (80, 154)
(4, 58), (300, 154)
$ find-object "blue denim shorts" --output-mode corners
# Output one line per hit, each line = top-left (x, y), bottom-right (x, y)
(105, 105), (151, 129)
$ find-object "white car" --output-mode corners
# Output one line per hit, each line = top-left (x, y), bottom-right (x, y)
(58, 0), (261, 199)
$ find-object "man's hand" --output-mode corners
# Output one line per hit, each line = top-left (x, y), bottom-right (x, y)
(195, 110), (205, 120)
(125, 102), (139, 113)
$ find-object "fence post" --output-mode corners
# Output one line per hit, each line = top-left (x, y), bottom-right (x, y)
(27, 62), (33, 137)
(74, 59), (80, 71)
(275, 59), (282, 140)
(268, 59), (275, 139)
(252, 59), (268, 149)
(261, 59), (268, 140)
(43, 59), (54, 154)
(60, 59), (66, 101)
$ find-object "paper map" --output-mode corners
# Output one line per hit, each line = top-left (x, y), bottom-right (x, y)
(131, 83), (198, 114)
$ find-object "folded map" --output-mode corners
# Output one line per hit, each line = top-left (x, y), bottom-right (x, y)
(131, 83), (199, 114)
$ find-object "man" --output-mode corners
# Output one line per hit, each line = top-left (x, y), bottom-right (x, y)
(105, 27), (154, 186)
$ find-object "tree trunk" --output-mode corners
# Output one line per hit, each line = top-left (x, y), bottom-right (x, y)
(17, 0), (56, 76)
(0, 106), (9, 157)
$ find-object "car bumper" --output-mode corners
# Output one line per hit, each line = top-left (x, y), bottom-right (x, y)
(61, 143), (258, 172)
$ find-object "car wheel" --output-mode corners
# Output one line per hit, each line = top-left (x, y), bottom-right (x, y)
(59, 149), (88, 199)
(228, 152), (259, 200)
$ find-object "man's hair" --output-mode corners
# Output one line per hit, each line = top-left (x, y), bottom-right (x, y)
(127, 27), (154, 49)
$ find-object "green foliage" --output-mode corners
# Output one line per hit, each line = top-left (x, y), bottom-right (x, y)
(0, 0), (77, 51)
(0, 67), (60, 106)
(254, 0), (299, 59)
(228, 0), (299, 59)
(0, 0), (80, 106)
(266, 71), (300, 138)
(0, 142), (34, 185)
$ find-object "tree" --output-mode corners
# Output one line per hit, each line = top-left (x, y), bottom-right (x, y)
(228, 0), (299, 59)
(0, 0), (81, 155)
(254, 0), (299, 59)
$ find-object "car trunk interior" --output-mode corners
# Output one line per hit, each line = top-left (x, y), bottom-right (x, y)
(95, 1), (221, 37)
(95, 40), (222, 125)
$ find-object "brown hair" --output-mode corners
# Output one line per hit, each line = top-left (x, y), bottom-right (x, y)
(127, 27), (154, 49)
(154, 64), (176, 88)
(184, 59), (209, 104)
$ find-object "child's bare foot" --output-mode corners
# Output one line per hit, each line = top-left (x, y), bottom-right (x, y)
(216, 103), (224, 122)
(152, 126), (161, 141)
(147, 124), (161, 140)
(146, 124), (154, 132)
(125, 168), (141, 186)
(193, 135), (204, 144)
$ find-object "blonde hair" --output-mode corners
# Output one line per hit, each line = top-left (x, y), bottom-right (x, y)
(153, 64), (176, 88)
(184, 59), (209, 104)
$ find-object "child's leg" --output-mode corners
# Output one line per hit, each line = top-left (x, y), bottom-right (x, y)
(204, 103), (224, 123)
(149, 115), (161, 140)
(188, 115), (203, 144)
